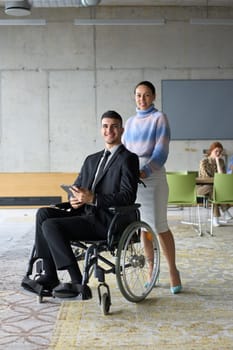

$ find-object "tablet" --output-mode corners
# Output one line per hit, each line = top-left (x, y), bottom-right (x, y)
(60, 184), (77, 197)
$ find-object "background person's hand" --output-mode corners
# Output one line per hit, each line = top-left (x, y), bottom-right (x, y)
(140, 170), (146, 179)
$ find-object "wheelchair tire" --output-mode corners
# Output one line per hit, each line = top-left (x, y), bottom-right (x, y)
(115, 221), (160, 303)
(101, 292), (111, 315)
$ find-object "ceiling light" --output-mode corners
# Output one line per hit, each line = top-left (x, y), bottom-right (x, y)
(190, 18), (233, 25)
(5, 1), (31, 16)
(0, 19), (46, 26)
(74, 19), (165, 26)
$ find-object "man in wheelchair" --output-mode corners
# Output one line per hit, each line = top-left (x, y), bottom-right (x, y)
(21, 110), (139, 299)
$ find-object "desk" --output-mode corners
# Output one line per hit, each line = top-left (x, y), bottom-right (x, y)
(0, 172), (77, 207)
(196, 177), (213, 185)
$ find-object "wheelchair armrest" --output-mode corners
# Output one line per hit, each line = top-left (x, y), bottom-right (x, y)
(108, 203), (141, 214)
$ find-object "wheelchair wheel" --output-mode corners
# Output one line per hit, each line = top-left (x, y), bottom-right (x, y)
(101, 292), (111, 315)
(115, 221), (160, 303)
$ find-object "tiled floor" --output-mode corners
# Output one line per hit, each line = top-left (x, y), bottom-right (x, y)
(0, 208), (233, 349)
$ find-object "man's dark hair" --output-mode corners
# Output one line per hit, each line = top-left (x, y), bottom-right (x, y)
(101, 110), (123, 127)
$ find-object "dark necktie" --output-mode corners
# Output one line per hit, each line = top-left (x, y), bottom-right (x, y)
(92, 150), (111, 189)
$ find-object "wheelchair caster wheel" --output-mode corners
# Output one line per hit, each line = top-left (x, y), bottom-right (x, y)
(100, 292), (111, 315)
(98, 283), (111, 315)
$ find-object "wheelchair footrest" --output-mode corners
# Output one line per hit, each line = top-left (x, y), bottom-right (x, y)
(21, 275), (48, 296)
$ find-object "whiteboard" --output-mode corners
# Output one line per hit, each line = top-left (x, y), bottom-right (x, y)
(161, 79), (233, 140)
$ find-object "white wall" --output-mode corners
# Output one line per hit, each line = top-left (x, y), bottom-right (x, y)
(0, 6), (233, 172)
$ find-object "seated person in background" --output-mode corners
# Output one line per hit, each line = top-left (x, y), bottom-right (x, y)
(21, 110), (139, 298)
(197, 141), (232, 227)
(227, 155), (233, 174)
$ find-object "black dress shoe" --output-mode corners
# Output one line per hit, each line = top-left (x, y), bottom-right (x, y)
(52, 282), (80, 298)
(35, 275), (59, 290)
(53, 282), (92, 299)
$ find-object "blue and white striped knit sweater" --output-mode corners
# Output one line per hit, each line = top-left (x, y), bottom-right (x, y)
(122, 105), (171, 177)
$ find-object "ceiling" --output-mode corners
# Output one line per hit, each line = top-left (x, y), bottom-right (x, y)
(1, 0), (233, 8)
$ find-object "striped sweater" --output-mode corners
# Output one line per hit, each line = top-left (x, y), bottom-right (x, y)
(122, 105), (171, 177)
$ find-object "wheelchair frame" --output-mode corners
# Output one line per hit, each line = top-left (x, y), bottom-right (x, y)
(22, 203), (160, 315)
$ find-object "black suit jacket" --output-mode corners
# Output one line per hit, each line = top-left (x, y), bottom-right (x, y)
(72, 144), (139, 236)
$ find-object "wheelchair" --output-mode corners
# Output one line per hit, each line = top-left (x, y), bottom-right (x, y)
(21, 202), (160, 315)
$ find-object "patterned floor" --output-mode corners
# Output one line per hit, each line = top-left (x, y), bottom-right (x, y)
(0, 208), (233, 349)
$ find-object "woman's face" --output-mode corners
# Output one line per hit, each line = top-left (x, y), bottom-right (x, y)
(135, 84), (155, 110)
(210, 147), (223, 159)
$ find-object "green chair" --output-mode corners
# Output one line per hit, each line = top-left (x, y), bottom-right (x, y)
(209, 173), (233, 236)
(166, 171), (187, 210)
(187, 170), (199, 177)
(166, 173), (202, 235)
(166, 171), (187, 175)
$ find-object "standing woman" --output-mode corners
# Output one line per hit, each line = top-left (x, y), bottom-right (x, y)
(122, 81), (182, 294)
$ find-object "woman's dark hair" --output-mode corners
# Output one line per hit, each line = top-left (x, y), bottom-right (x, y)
(134, 81), (156, 95)
(101, 110), (123, 127)
(207, 141), (223, 156)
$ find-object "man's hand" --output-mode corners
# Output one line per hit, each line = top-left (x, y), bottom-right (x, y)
(69, 186), (94, 208)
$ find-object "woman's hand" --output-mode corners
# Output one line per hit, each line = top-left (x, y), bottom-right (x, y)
(140, 170), (146, 179)
(214, 155), (225, 174)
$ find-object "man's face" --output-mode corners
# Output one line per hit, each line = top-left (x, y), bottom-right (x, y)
(101, 118), (124, 147)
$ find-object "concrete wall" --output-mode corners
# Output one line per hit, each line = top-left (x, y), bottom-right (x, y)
(0, 6), (233, 172)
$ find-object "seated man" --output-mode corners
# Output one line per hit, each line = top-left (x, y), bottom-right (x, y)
(22, 110), (139, 298)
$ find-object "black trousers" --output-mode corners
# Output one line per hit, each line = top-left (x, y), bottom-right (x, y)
(35, 206), (103, 271)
